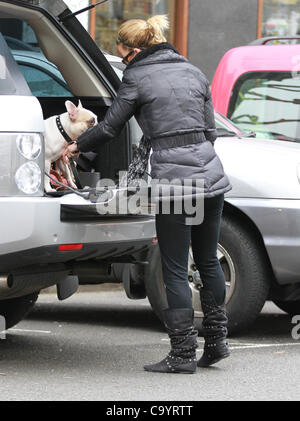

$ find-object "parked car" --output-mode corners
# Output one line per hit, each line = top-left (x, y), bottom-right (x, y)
(4, 35), (38, 51)
(147, 112), (300, 334)
(248, 35), (300, 45)
(0, 0), (156, 330)
(211, 41), (300, 143)
(11, 49), (124, 97)
(11, 50), (73, 97)
(1, 1), (299, 335)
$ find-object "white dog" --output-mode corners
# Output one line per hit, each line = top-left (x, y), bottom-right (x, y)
(44, 100), (97, 192)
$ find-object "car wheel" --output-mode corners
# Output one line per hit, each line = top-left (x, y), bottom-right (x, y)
(144, 245), (167, 323)
(144, 215), (271, 335)
(0, 293), (39, 330)
(273, 300), (300, 317)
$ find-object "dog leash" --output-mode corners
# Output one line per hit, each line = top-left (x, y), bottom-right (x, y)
(69, 157), (83, 189)
(55, 115), (83, 189)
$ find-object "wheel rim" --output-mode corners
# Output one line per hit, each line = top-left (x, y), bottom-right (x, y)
(188, 243), (236, 320)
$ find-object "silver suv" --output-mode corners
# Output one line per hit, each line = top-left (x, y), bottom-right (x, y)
(2, 0), (300, 336)
(0, 0), (156, 330)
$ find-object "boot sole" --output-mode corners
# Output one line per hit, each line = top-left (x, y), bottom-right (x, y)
(144, 367), (196, 374)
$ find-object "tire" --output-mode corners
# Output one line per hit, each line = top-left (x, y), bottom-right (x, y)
(144, 245), (167, 323)
(0, 293), (39, 330)
(273, 300), (300, 317)
(144, 215), (272, 335)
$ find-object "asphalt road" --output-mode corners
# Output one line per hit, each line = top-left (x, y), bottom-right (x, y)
(0, 284), (299, 401)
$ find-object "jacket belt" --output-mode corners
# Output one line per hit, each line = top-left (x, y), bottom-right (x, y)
(150, 131), (207, 151)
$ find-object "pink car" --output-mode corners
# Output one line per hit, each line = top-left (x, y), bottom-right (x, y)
(211, 44), (300, 142)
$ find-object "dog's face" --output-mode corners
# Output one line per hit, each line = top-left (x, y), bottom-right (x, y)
(65, 100), (97, 137)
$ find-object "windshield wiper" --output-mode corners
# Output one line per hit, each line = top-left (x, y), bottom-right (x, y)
(60, 0), (109, 22)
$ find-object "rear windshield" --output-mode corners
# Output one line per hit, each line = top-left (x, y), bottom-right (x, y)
(0, 32), (31, 96)
(228, 71), (300, 143)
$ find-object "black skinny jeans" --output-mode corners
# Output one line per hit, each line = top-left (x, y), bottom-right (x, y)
(155, 193), (226, 309)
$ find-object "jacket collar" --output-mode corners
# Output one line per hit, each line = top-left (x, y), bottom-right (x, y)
(126, 42), (182, 68)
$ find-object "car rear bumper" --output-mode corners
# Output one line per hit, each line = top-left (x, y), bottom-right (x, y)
(0, 194), (156, 271)
(226, 197), (300, 285)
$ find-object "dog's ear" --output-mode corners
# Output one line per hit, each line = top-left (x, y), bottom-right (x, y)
(65, 100), (79, 121)
(78, 100), (83, 109)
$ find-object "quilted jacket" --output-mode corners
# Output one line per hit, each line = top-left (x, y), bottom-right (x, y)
(76, 42), (232, 198)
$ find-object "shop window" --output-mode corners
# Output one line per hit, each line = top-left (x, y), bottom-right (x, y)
(90, 0), (176, 55)
(258, 0), (300, 40)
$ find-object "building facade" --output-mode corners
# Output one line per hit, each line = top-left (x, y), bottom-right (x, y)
(2, 0), (298, 82)
(188, 0), (300, 81)
(65, 0), (188, 55)
(74, 0), (299, 81)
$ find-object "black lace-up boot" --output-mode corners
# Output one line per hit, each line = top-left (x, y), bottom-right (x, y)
(144, 308), (199, 374)
(197, 289), (230, 367)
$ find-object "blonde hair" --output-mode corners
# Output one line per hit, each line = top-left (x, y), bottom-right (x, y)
(117, 15), (169, 49)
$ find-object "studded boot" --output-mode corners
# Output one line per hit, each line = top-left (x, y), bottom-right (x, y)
(197, 288), (230, 367)
(144, 308), (199, 374)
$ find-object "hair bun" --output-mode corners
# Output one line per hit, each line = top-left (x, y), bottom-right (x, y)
(117, 15), (169, 49)
(147, 15), (169, 33)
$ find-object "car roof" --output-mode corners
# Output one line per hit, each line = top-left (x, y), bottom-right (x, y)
(211, 45), (299, 115)
(12, 49), (53, 64)
(13, 49), (122, 65)
(214, 45), (299, 73)
(248, 35), (300, 45)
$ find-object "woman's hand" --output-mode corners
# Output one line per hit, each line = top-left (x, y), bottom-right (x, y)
(62, 142), (79, 163)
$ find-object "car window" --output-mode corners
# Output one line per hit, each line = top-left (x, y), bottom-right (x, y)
(0, 34), (31, 96)
(228, 71), (300, 142)
(0, 18), (72, 98)
(18, 64), (73, 97)
(0, 18), (39, 51)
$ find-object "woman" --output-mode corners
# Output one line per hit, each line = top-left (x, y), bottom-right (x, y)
(65, 15), (233, 374)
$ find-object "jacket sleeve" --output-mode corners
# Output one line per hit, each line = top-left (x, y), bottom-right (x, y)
(76, 71), (139, 152)
(204, 83), (218, 146)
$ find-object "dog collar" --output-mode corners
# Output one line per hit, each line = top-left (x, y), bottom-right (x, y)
(56, 116), (75, 144)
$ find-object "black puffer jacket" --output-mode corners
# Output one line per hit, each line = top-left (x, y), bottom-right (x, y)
(76, 42), (232, 198)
